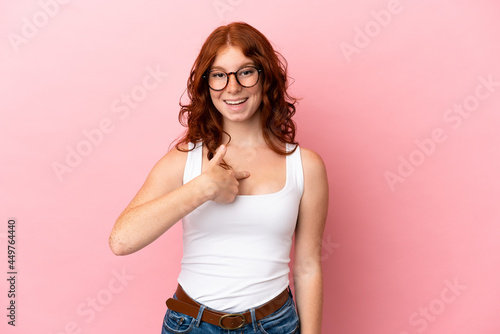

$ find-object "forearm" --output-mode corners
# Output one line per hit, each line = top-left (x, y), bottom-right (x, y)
(109, 176), (210, 255)
(294, 265), (323, 334)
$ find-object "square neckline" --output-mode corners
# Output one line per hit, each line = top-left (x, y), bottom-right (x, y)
(197, 142), (291, 198)
(236, 147), (290, 198)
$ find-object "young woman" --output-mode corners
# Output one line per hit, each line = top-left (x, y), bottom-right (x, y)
(109, 22), (328, 334)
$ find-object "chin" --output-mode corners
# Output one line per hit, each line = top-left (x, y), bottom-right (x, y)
(216, 103), (261, 123)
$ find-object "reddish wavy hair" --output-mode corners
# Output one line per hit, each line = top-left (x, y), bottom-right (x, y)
(175, 22), (298, 163)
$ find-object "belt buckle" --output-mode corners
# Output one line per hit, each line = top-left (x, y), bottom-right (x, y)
(219, 313), (246, 330)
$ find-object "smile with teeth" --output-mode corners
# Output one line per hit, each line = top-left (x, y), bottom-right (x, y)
(224, 98), (248, 105)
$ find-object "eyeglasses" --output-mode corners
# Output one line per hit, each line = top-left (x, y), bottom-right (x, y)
(204, 66), (262, 91)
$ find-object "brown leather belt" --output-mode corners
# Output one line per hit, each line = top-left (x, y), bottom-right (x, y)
(166, 284), (290, 330)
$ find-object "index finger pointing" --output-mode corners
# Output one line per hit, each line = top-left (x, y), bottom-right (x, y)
(209, 145), (227, 166)
(234, 170), (250, 180)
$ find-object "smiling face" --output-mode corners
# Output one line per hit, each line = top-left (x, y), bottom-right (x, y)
(208, 45), (263, 125)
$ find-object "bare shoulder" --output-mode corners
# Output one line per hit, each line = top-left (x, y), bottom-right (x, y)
(156, 143), (190, 167)
(149, 143), (189, 182)
(122, 143), (189, 211)
(295, 146), (328, 241)
(299, 147), (327, 176)
(118, 142), (192, 212)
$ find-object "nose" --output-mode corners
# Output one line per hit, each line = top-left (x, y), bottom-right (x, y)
(225, 73), (242, 93)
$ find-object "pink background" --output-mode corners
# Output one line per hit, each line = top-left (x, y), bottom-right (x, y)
(1, 0), (500, 333)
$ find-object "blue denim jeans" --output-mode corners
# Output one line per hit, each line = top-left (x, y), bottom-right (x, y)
(161, 288), (300, 334)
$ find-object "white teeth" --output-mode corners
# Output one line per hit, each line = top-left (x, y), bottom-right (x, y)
(225, 98), (247, 105)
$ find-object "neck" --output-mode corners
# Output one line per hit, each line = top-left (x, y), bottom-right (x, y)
(222, 116), (265, 149)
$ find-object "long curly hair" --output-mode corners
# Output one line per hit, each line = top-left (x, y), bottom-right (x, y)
(175, 22), (298, 164)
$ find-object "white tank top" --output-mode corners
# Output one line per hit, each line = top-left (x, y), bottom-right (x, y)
(177, 141), (304, 312)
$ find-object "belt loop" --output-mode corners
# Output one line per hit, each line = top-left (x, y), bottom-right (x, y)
(195, 305), (206, 327)
(250, 308), (258, 332)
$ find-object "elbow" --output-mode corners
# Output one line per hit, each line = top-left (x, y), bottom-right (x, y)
(109, 234), (131, 256)
(293, 259), (322, 282)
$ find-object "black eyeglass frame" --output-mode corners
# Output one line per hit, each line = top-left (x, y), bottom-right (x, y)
(203, 65), (262, 91)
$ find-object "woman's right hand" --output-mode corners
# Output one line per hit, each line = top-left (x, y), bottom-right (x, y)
(109, 144), (250, 255)
(202, 145), (250, 204)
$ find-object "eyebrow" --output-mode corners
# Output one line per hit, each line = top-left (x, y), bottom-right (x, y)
(210, 62), (255, 71)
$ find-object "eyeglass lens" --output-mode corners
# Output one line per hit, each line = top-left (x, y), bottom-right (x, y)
(207, 66), (259, 91)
